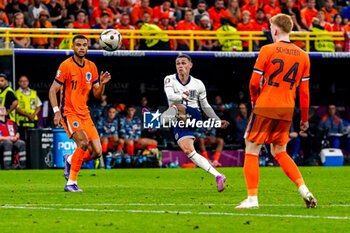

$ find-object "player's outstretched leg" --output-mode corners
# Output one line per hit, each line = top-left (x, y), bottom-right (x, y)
(65, 147), (85, 192)
(179, 138), (226, 192)
(274, 150), (317, 208)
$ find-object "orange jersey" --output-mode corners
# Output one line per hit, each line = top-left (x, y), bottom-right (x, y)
(258, 0), (280, 8)
(300, 8), (317, 28)
(114, 24), (135, 50)
(332, 23), (345, 48)
(90, 7), (114, 26)
(130, 4), (153, 25)
(241, 4), (257, 20)
(252, 20), (269, 31)
(208, 7), (231, 29)
(225, 9), (242, 25)
(175, 20), (198, 44)
(321, 21), (333, 31)
(251, 41), (310, 122)
(54, 56), (99, 119)
(173, 0), (187, 6)
(263, 4), (281, 17)
(32, 20), (53, 46)
(236, 22), (255, 47)
(322, 7), (338, 23)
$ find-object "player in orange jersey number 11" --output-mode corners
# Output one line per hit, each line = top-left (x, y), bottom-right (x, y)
(49, 35), (111, 192)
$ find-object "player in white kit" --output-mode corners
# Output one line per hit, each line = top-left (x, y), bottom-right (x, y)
(161, 54), (230, 192)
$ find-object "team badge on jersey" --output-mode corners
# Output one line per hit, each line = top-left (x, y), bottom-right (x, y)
(72, 121), (79, 128)
(86, 72), (92, 82)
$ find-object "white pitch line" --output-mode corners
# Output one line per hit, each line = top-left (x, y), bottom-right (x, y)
(7, 203), (350, 207)
(1, 205), (349, 220)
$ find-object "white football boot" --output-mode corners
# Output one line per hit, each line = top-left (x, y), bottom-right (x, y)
(299, 185), (317, 208)
(235, 197), (259, 209)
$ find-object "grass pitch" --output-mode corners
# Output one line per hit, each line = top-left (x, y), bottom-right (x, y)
(0, 167), (349, 233)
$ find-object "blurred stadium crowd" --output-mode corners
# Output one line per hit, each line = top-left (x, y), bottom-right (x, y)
(0, 0), (350, 51)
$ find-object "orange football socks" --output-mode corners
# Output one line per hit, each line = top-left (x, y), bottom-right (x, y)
(126, 145), (134, 156)
(244, 153), (259, 196)
(116, 145), (124, 151)
(68, 147), (85, 182)
(201, 151), (209, 160)
(83, 150), (93, 162)
(213, 152), (221, 162)
(274, 151), (305, 188)
(102, 143), (108, 153)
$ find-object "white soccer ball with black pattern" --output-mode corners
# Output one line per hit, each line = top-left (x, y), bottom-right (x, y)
(99, 29), (122, 51)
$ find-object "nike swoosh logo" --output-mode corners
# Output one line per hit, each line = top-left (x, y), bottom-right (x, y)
(72, 74), (77, 76)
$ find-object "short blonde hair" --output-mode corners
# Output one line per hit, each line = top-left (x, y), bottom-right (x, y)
(242, 10), (251, 17)
(270, 13), (293, 34)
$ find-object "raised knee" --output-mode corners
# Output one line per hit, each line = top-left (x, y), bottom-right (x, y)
(94, 152), (102, 158)
(151, 140), (158, 146)
(96, 146), (103, 156)
(183, 147), (193, 155)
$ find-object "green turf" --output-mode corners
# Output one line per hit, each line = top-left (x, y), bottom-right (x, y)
(0, 167), (349, 232)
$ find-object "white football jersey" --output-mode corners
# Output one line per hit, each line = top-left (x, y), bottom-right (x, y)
(164, 74), (206, 110)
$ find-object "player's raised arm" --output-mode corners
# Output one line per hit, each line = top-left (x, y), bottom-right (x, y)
(198, 81), (230, 129)
(49, 80), (62, 127)
(93, 71), (111, 99)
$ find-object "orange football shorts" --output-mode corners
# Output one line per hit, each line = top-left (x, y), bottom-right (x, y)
(61, 114), (99, 141)
(244, 113), (292, 145)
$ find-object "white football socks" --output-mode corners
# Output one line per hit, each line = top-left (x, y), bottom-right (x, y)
(160, 106), (178, 126)
(187, 151), (221, 177)
(66, 155), (75, 185)
(67, 180), (77, 185)
(298, 185), (310, 197)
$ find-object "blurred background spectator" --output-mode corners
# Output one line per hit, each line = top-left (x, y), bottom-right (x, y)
(15, 75), (42, 139)
(319, 104), (344, 148)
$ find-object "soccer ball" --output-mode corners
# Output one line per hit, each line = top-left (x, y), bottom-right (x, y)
(99, 29), (122, 51)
